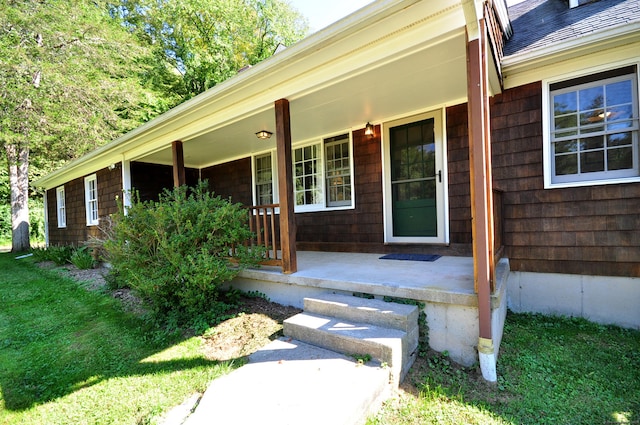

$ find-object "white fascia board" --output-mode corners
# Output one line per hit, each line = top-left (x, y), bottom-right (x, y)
(502, 22), (640, 89)
(35, 0), (465, 190)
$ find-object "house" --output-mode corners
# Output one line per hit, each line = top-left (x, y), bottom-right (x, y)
(35, 0), (640, 380)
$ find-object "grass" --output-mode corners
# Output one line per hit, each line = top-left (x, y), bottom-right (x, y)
(369, 313), (640, 425)
(0, 252), (238, 424)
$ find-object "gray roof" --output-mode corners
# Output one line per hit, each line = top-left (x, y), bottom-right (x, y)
(504, 0), (640, 57)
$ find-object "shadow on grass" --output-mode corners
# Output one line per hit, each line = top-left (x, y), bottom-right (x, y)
(0, 253), (235, 412)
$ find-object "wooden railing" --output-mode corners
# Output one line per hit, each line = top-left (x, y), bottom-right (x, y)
(245, 204), (282, 267)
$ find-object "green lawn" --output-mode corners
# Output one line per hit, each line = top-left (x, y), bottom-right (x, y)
(0, 252), (236, 424)
(369, 312), (640, 424)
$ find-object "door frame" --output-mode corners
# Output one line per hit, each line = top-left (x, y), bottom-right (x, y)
(381, 109), (449, 244)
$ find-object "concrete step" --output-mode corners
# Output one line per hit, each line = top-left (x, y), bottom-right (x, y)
(183, 338), (391, 425)
(303, 293), (419, 333)
(283, 311), (417, 386)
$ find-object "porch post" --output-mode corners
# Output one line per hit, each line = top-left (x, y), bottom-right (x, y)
(467, 18), (496, 382)
(274, 98), (297, 274)
(172, 140), (186, 187)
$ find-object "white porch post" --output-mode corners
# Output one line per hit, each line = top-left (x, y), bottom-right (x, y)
(121, 159), (132, 213)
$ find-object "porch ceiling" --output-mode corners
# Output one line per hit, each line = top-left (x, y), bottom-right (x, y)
(135, 30), (469, 169)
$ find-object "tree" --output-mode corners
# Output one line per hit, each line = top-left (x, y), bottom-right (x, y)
(0, 0), (176, 251)
(115, 0), (309, 101)
(0, 0), (307, 251)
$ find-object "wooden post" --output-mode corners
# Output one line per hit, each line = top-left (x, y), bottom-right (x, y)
(274, 99), (297, 274)
(467, 20), (494, 342)
(172, 140), (186, 187)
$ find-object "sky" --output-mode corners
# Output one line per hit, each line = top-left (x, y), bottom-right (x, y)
(288, 0), (375, 33)
(289, 0), (525, 33)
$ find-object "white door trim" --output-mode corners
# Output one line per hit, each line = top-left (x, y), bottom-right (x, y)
(381, 109), (449, 244)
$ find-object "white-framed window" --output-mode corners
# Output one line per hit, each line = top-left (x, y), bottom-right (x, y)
(294, 143), (323, 210)
(251, 132), (354, 212)
(545, 65), (639, 188)
(255, 152), (275, 205)
(56, 186), (66, 228)
(325, 134), (352, 207)
(84, 174), (99, 226)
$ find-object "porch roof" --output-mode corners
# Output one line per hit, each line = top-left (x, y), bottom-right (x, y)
(35, 0), (505, 190)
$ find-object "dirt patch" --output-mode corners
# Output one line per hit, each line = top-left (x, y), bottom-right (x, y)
(202, 296), (302, 361)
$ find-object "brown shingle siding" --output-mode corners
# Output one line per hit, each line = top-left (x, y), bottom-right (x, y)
(492, 81), (640, 277)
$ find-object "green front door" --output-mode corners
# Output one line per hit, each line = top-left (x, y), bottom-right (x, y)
(390, 118), (438, 237)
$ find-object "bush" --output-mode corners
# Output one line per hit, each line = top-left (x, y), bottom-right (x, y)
(103, 182), (264, 327)
(69, 246), (96, 270)
(31, 245), (74, 265)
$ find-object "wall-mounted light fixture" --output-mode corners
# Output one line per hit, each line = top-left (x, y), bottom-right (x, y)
(365, 122), (375, 137)
(108, 163), (116, 171)
(255, 130), (273, 139)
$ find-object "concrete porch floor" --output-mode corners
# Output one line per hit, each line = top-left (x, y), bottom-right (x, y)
(237, 251), (507, 308)
(231, 251), (509, 367)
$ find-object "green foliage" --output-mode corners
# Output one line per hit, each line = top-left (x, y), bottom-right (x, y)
(369, 312), (640, 425)
(31, 245), (74, 265)
(0, 199), (45, 245)
(104, 182), (265, 327)
(69, 246), (96, 270)
(0, 252), (235, 424)
(114, 0), (309, 101)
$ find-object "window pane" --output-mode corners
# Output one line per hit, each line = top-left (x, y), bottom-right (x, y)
(555, 140), (578, 154)
(555, 154), (578, 175)
(580, 136), (604, 151)
(554, 92), (577, 115)
(606, 80), (632, 105)
(579, 86), (604, 111)
(555, 114), (577, 130)
(608, 132), (632, 147)
(581, 151), (604, 173)
(608, 146), (633, 170)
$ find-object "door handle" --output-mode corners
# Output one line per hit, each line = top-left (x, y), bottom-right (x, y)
(436, 170), (442, 183)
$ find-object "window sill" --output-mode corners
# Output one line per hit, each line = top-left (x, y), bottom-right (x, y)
(545, 175), (640, 189)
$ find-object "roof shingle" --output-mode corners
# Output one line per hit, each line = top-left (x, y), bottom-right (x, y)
(504, 0), (640, 57)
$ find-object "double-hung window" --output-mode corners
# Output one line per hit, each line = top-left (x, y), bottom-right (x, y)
(56, 186), (66, 228)
(84, 174), (99, 226)
(547, 66), (639, 187)
(324, 134), (352, 207)
(255, 153), (275, 205)
(252, 133), (354, 211)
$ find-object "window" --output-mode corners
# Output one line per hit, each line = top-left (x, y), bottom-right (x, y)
(325, 134), (352, 207)
(294, 144), (323, 208)
(547, 66), (639, 187)
(84, 174), (99, 226)
(252, 133), (354, 212)
(255, 153), (274, 205)
(56, 186), (66, 228)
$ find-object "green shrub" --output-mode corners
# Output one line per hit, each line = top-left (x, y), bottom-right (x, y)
(103, 182), (264, 327)
(32, 245), (74, 265)
(70, 246), (96, 269)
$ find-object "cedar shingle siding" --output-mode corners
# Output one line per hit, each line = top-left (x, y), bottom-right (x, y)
(491, 82), (640, 277)
(47, 166), (122, 246)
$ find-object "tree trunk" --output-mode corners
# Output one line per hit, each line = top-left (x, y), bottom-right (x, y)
(6, 143), (31, 252)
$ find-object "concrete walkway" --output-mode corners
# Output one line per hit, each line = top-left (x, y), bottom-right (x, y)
(174, 338), (391, 425)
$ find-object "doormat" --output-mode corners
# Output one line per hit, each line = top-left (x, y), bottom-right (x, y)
(379, 253), (441, 262)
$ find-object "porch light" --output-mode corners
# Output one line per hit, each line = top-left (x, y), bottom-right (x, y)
(256, 130), (273, 139)
(365, 122), (374, 137)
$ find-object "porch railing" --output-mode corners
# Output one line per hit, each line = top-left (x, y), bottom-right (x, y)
(244, 204), (282, 267)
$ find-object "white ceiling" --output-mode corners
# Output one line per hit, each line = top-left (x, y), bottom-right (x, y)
(136, 30), (469, 169)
